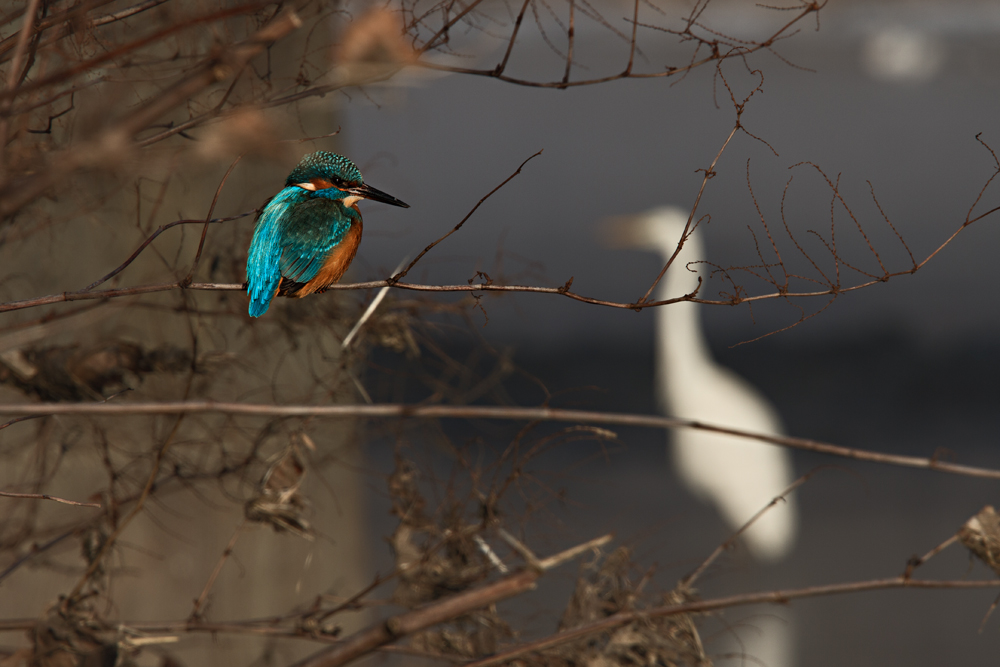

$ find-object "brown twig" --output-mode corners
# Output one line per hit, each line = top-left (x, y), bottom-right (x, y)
(183, 154), (246, 285)
(638, 57), (765, 304)
(79, 214), (251, 293)
(392, 150), (544, 283)
(190, 520), (247, 620)
(294, 573), (538, 667)
(0, 402), (998, 481)
(0, 528), (77, 584)
(903, 534), (959, 580)
(562, 0), (575, 86)
(493, 0), (532, 76)
(682, 471), (813, 588)
(418, 0), (488, 53)
(0, 414), (45, 430)
(0, 490), (100, 508)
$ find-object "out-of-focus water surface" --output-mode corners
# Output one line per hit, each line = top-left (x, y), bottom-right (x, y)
(340, 2), (1000, 665)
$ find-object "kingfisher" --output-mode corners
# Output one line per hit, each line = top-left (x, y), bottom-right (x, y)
(245, 151), (410, 317)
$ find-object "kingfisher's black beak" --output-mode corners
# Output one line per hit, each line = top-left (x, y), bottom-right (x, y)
(350, 183), (410, 208)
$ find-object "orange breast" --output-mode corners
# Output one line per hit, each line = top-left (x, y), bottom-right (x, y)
(296, 214), (363, 297)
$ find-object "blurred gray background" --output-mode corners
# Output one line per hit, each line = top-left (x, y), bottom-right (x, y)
(325, 1), (1000, 664)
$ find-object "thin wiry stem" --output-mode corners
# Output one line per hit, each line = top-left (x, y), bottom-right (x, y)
(640, 121), (740, 305)
(562, 0), (575, 86)
(190, 520), (246, 619)
(681, 470), (812, 588)
(183, 154), (246, 285)
(0, 490), (100, 508)
(392, 150), (544, 283)
(494, 0), (532, 76)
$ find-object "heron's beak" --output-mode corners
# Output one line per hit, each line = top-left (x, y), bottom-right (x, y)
(599, 214), (645, 248)
(598, 207), (693, 249)
(348, 183), (410, 208)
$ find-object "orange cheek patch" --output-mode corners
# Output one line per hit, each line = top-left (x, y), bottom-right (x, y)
(310, 178), (335, 190)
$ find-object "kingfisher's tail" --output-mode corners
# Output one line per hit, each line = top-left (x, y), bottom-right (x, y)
(246, 225), (282, 317)
(248, 294), (270, 317)
(246, 187), (302, 317)
(247, 275), (280, 317)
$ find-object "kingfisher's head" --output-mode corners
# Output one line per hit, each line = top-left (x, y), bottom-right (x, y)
(286, 151), (409, 209)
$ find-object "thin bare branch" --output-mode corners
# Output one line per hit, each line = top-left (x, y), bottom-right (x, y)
(190, 520), (246, 620)
(392, 150), (544, 283)
(0, 402), (998, 480)
(183, 154), (246, 285)
(0, 490), (100, 508)
(682, 471), (813, 588)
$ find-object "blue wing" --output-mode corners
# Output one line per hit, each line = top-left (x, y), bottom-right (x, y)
(277, 197), (355, 282)
(246, 187), (355, 317)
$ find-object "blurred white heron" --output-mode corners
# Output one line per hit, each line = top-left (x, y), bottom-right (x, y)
(616, 206), (798, 667)
(619, 206), (798, 560)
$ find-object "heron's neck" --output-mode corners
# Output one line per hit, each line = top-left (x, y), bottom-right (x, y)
(654, 238), (713, 386)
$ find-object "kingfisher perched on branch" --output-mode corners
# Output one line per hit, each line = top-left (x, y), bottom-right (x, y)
(246, 151), (410, 317)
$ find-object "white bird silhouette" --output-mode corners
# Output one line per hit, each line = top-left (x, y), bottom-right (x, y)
(619, 206), (798, 561)
(616, 206), (799, 667)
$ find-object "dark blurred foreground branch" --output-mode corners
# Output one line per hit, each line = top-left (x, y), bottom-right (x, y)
(0, 401), (997, 480)
(290, 534), (611, 667)
(1, 576), (993, 662)
(0, 9), (302, 217)
(462, 576), (1000, 667)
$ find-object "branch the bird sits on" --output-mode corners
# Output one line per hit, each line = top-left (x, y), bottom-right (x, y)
(245, 151), (410, 317)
